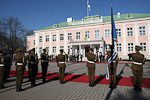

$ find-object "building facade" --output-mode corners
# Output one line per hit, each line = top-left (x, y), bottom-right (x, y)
(27, 13), (150, 60)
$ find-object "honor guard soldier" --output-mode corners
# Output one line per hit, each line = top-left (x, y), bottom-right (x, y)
(27, 50), (31, 81)
(40, 48), (49, 83)
(28, 48), (38, 87)
(56, 49), (67, 84)
(130, 46), (145, 91)
(4, 50), (12, 82)
(14, 47), (27, 92)
(107, 45), (118, 89)
(0, 50), (6, 89)
(86, 48), (97, 87)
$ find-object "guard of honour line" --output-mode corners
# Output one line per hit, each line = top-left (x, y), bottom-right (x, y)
(0, 45), (145, 92)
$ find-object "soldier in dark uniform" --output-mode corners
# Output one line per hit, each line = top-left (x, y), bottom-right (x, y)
(4, 50), (12, 82)
(28, 48), (38, 87)
(56, 49), (67, 84)
(107, 45), (118, 89)
(86, 48), (97, 87)
(40, 48), (49, 83)
(130, 45), (145, 91)
(0, 50), (6, 89)
(14, 47), (27, 92)
(27, 50), (31, 81)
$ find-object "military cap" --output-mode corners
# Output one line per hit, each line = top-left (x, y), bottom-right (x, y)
(27, 50), (31, 53)
(89, 48), (93, 51)
(43, 48), (46, 52)
(30, 48), (35, 52)
(15, 47), (23, 53)
(60, 49), (63, 52)
(135, 45), (142, 51)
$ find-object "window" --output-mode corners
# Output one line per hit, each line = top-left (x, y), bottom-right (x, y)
(46, 35), (49, 42)
(116, 43), (122, 52)
(68, 46), (70, 54)
(139, 26), (146, 36)
(33, 40), (35, 45)
(46, 47), (49, 54)
(39, 36), (42, 42)
(85, 31), (90, 39)
(116, 29), (121, 37)
(39, 47), (42, 54)
(140, 42), (146, 52)
(60, 34), (64, 41)
(105, 29), (110, 38)
(127, 27), (133, 36)
(60, 46), (64, 51)
(68, 33), (72, 40)
(95, 30), (100, 39)
(128, 43), (134, 52)
(52, 46), (56, 53)
(76, 32), (80, 40)
(52, 35), (56, 41)
(106, 44), (110, 51)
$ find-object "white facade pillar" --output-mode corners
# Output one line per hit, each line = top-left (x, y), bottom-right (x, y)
(134, 23), (138, 45)
(57, 31), (59, 55)
(64, 30), (67, 53)
(147, 22), (150, 55)
(43, 33), (45, 49)
(83, 48), (85, 57)
(35, 33), (39, 54)
(49, 32), (52, 54)
(79, 45), (81, 54)
(99, 44), (101, 53)
(123, 24), (127, 55)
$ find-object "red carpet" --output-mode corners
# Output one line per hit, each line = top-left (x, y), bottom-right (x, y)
(9, 70), (150, 88)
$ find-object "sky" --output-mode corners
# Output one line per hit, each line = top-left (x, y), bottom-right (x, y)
(0, 0), (150, 31)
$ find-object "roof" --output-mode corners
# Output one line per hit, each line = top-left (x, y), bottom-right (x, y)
(26, 34), (35, 37)
(36, 13), (150, 31)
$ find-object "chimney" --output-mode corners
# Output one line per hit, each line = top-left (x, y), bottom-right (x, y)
(117, 12), (120, 16)
(67, 17), (73, 22)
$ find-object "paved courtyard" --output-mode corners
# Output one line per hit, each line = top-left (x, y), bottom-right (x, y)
(0, 61), (150, 100)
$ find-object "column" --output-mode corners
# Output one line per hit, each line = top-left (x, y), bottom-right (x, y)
(134, 23), (138, 45)
(99, 44), (101, 52)
(147, 22), (150, 55)
(35, 33), (39, 55)
(49, 32), (52, 54)
(57, 31), (59, 55)
(43, 33), (45, 49)
(123, 24), (127, 55)
(79, 45), (81, 54)
(64, 30), (67, 53)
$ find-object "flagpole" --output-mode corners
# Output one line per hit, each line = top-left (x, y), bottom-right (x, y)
(87, 0), (89, 16)
(110, 3), (114, 89)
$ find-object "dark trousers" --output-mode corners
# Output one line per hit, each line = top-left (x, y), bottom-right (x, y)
(59, 67), (65, 81)
(0, 66), (4, 85)
(28, 63), (31, 80)
(4, 64), (11, 81)
(30, 64), (38, 85)
(16, 65), (25, 87)
(87, 67), (95, 83)
(41, 63), (48, 82)
(132, 69), (143, 87)
(109, 68), (117, 85)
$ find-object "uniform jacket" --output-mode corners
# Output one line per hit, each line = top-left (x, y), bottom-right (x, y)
(131, 52), (145, 71)
(86, 52), (97, 68)
(56, 54), (67, 68)
(40, 53), (49, 66)
(28, 53), (38, 64)
(107, 51), (118, 68)
(0, 55), (5, 65)
(14, 54), (27, 66)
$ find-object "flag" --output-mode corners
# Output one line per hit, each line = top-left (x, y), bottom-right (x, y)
(87, 0), (91, 11)
(111, 4), (117, 45)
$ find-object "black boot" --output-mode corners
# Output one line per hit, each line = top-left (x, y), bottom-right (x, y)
(16, 86), (19, 92)
(89, 82), (92, 86)
(0, 84), (6, 89)
(138, 87), (142, 91)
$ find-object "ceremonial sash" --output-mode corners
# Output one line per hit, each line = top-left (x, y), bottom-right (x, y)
(106, 52), (117, 80)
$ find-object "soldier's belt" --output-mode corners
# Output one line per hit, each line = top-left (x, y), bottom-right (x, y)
(30, 62), (37, 64)
(17, 63), (23, 65)
(113, 61), (116, 62)
(133, 61), (142, 65)
(59, 62), (66, 64)
(0, 64), (4, 66)
(87, 61), (95, 63)
(42, 60), (48, 62)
